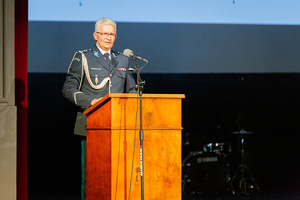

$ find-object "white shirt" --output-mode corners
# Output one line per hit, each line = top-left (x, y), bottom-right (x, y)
(96, 44), (111, 60)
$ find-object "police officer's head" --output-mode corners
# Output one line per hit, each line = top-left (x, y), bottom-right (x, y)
(93, 17), (117, 52)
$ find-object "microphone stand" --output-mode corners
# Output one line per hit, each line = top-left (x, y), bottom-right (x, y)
(132, 57), (145, 200)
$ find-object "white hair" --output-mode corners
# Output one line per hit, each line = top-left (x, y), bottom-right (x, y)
(95, 17), (117, 32)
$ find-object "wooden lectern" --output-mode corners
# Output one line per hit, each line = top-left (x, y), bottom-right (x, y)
(83, 93), (185, 200)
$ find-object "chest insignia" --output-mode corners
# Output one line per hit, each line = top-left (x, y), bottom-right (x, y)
(91, 68), (102, 70)
(117, 68), (126, 71)
(94, 51), (99, 58)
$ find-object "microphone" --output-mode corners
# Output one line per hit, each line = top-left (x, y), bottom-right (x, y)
(128, 68), (135, 72)
(123, 49), (148, 62)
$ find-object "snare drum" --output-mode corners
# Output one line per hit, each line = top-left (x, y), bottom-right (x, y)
(182, 151), (229, 195)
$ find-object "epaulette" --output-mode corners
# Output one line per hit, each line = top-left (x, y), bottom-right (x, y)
(112, 50), (121, 56)
(82, 49), (90, 53)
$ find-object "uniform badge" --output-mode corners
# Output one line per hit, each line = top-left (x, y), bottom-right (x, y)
(94, 51), (99, 58)
(117, 68), (126, 71)
(91, 68), (102, 70)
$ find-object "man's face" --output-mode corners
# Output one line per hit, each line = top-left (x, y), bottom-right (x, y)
(93, 23), (116, 52)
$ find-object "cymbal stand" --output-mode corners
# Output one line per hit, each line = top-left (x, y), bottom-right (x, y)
(228, 130), (259, 195)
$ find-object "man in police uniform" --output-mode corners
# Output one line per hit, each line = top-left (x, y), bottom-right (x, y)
(62, 17), (136, 200)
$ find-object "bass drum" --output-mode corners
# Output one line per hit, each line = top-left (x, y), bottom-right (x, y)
(182, 151), (229, 196)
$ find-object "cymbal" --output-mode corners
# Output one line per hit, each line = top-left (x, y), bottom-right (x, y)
(231, 129), (254, 134)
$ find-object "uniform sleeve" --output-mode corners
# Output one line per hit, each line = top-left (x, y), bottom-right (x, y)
(126, 70), (137, 93)
(62, 52), (94, 110)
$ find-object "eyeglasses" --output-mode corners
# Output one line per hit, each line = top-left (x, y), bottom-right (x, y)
(96, 32), (117, 38)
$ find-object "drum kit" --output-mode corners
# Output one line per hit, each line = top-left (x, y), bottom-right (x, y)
(182, 129), (260, 196)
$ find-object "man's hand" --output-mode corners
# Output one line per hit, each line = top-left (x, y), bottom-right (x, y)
(91, 98), (103, 106)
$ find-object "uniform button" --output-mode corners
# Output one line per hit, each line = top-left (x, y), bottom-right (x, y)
(110, 74), (112, 77)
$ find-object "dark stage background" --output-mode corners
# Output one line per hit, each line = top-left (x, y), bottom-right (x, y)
(28, 22), (300, 74)
(27, 20), (300, 198)
(28, 72), (300, 197)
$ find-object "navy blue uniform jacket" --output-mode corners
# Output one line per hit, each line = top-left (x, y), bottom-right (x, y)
(62, 45), (136, 136)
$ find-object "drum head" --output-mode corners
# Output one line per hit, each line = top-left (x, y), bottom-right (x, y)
(182, 152), (229, 195)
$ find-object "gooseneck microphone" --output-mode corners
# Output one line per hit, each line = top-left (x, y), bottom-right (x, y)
(123, 49), (148, 62)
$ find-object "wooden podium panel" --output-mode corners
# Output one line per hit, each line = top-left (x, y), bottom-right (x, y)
(83, 93), (184, 200)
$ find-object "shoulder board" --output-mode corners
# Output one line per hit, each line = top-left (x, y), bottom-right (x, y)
(112, 50), (121, 56)
(78, 49), (90, 54)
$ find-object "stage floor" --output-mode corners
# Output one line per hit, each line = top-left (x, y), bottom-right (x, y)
(29, 189), (300, 200)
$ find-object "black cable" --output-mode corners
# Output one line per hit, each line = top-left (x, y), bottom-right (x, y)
(128, 93), (139, 200)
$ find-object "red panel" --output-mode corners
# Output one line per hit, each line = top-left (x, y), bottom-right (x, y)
(86, 130), (112, 200)
(15, 0), (28, 199)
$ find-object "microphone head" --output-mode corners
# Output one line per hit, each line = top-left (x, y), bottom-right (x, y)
(128, 68), (135, 72)
(123, 49), (133, 58)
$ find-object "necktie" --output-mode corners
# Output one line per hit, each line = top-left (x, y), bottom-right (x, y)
(103, 53), (111, 67)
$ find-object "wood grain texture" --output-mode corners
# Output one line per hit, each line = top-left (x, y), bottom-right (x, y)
(86, 130), (111, 200)
(85, 94), (184, 200)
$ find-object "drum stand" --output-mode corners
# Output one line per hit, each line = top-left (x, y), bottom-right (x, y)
(228, 130), (259, 195)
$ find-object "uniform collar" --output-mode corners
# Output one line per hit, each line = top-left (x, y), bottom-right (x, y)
(93, 45), (118, 70)
(96, 44), (111, 56)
